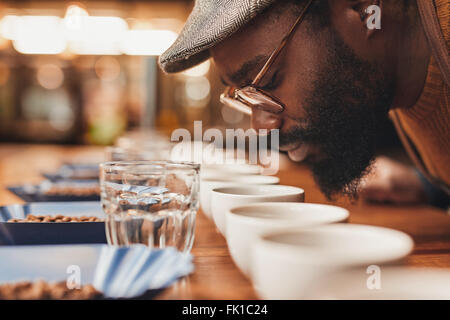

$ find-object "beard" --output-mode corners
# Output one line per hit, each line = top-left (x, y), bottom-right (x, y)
(280, 29), (394, 199)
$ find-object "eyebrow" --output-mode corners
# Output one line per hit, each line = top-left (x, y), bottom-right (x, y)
(224, 54), (269, 87)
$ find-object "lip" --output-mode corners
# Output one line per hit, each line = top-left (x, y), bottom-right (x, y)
(287, 144), (310, 162)
(279, 142), (301, 152)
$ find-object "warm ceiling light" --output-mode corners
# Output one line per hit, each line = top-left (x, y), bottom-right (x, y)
(64, 4), (89, 31)
(12, 16), (66, 54)
(68, 16), (127, 55)
(120, 30), (177, 56)
(1, 15), (21, 40)
(3, 12), (182, 57)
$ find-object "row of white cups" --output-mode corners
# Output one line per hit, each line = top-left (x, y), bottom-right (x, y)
(199, 162), (450, 300)
(111, 134), (450, 299)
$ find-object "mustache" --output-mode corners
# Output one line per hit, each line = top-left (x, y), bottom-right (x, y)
(279, 125), (319, 148)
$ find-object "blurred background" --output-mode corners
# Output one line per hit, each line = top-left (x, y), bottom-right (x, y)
(0, 0), (252, 146)
(0, 0), (401, 150)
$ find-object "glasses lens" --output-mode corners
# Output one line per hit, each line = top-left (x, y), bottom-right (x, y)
(220, 93), (252, 115)
(235, 87), (284, 114)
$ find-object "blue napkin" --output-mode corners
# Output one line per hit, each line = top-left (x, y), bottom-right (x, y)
(92, 245), (193, 298)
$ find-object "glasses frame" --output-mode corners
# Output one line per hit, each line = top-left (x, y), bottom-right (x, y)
(220, 0), (314, 116)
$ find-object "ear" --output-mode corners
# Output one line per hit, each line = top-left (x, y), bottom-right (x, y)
(347, 0), (382, 38)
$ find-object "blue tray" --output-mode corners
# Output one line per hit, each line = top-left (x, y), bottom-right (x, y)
(8, 180), (100, 202)
(0, 202), (106, 245)
(43, 163), (100, 181)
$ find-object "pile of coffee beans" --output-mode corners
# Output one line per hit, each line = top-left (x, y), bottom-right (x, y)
(43, 186), (100, 196)
(0, 281), (103, 300)
(8, 214), (103, 222)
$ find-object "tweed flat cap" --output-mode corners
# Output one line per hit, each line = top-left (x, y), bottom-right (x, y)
(159, 0), (277, 73)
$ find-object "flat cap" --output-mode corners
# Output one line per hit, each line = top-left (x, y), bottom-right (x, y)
(159, 0), (276, 73)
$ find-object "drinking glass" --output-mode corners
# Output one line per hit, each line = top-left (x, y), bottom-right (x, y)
(105, 146), (172, 161)
(100, 161), (200, 253)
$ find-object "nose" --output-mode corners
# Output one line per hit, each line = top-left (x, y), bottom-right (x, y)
(251, 108), (282, 134)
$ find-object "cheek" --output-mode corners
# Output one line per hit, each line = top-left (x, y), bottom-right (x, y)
(273, 36), (327, 122)
(276, 74), (308, 120)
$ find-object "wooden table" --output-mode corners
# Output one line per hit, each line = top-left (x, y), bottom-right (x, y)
(0, 143), (449, 299)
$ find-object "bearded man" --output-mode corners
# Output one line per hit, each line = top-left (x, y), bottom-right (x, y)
(159, 0), (449, 207)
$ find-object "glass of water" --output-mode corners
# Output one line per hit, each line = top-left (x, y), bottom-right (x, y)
(99, 161), (200, 253)
(105, 146), (172, 161)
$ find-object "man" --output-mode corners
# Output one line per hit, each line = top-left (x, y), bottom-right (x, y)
(159, 0), (449, 206)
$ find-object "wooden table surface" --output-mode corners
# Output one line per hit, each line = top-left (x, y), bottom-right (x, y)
(0, 143), (449, 299)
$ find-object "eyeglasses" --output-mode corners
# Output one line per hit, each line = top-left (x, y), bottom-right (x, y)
(220, 0), (313, 116)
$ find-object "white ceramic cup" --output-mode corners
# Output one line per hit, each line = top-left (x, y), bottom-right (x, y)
(304, 267), (450, 300)
(201, 163), (262, 176)
(200, 174), (280, 219)
(252, 224), (414, 299)
(211, 185), (305, 235)
(226, 202), (349, 277)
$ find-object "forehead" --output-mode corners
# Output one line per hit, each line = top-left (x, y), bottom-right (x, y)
(210, 5), (297, 86)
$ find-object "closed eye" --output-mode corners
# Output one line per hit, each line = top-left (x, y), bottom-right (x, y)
(259, 70), (280, 91)
(219, 76), (229, 86)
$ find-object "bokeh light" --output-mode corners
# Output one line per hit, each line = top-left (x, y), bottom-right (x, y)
(37, 64), (65, 90)
(185, 77), (210, 101)
(94, 56), (121, 81)
(182, 60), (210, 77)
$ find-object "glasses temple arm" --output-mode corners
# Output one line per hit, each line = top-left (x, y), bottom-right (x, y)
(251, 0), (314, 86)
